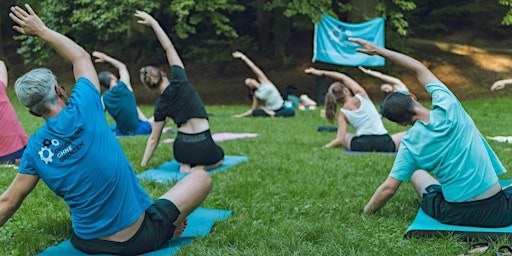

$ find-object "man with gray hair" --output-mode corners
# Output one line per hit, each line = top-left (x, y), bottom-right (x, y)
(0, 5), (212, 255)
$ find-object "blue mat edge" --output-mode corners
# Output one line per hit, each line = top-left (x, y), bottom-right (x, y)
(404, 180), (512, 239)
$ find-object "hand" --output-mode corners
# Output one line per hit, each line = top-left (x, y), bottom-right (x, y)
(135, 10), (156, 26)
(232, 51), (244, 59)
(358, 66), (370, 74)
(491, 80), (507, 91)
(92, 51), (108, 63)
(349, 38), (378, 56)
(9, 5), (47, 36)
(304, 67), (322, 76)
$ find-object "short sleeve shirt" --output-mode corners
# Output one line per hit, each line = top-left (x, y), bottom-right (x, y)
(102, 82), (140, 134)
(154, 66), (208, 127)
(389, 82), (506, 202)
(18, 78), (152, 239)
(254, 83), (284, 110)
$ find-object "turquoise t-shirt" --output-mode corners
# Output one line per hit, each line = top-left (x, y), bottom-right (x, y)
(389, 82), (506, 202)
(102, 81), (140, 134)
(18, 78), (153, 239)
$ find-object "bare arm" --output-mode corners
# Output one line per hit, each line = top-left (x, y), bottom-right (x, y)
(0, 173), (40, 227)
(141, 120), (165, 166)
(323, 111), (348, 148)
(490, 79), (512, 91)
(0, 60), (7, 86)
(10, 5), (99, 91)
(362, 176), (402, 214)
(135, 10), (183, 69)
(351, 38), (439, 87)
(92, 51), (132, 90)
(305, 67), (368, 99)
(234, 96), (259, 118)
(232, 51), (271, 84)
(358, 66), (408, 92)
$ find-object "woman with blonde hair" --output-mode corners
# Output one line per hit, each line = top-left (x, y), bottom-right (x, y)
(305, 67), (405, 152)
(136, 10), (224, 172)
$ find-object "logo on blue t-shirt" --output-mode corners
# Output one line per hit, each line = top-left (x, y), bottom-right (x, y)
(38, 139), (59, 164)
(37, 127), (85, 164)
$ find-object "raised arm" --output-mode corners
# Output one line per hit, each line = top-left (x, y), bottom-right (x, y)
(490, 79), (512, 91)
(305, 67), (368, 98)
(0, 61), (7, 86)
(350, 38), (439, 87)
(135, 10), (183, 69)
(232, 51), (271, 84)
(10, 4), (99, 91)
(92, 51), (132, 90)
(358, 66), (408, 92)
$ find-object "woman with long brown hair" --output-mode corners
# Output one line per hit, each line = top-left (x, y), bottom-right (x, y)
(305, 67), (405, 152)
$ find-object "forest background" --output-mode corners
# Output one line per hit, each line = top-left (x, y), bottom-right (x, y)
(2, 0), (512, 105)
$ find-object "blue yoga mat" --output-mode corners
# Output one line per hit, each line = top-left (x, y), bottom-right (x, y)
(404, 180), (512, 240)
(137, 155), (248, 184)
(38, 208), (232, 256)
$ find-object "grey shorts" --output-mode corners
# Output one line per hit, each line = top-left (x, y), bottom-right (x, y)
(71, 199), (180, 255)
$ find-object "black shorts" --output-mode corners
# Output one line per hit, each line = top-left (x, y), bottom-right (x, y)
(350, 134), (395, 152)
(173, 129), (225, 166)
(71, 199), (181, 255)
(421, 184), (512, 227)
(252, 107), (295, 117)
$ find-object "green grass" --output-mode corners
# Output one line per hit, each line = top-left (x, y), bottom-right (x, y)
(1, 86), (512, 255)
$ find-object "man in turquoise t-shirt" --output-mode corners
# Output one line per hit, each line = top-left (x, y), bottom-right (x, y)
(352, 38), (512, 227)
(0, 6), (212, 255)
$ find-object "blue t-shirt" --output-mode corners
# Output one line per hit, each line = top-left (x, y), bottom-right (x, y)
(154, 66), (208, 127)
(102, 82), (140, 134)
(389, 82), (506, 202)
(18, 78), (153, 239)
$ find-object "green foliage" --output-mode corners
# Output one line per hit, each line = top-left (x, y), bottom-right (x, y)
(498, 0), (512, 25)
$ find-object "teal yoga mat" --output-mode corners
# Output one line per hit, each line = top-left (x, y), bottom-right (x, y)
(404, 180), (512, 240)
(137, 155), (248, 184)
(38, 208), (232, 256)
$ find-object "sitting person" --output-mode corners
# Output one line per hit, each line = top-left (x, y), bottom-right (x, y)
(93, 51), (172, 136)
(490, 78), (512, 91)
(1, 5), (212, 255)
(353, 38), (512, 227)
(232, 51), (295, 118)
(305, 67), (405, 152)
(0, 59), (28, 164)
(136, 10), (224, 172)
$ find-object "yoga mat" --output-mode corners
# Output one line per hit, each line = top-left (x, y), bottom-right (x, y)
(404, 180), (512, 240)
(38, 208), (232, 256)
(137, 155), (248, 184)
(344, 150), (396, 155)
(163, 132), (258, 144)
(317, 126), (337, 132)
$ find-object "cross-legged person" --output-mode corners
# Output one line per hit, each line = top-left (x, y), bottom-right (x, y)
(135, 10), (224, 172)
(305, 67), (405, 152)
(93, 51), (172, 136)
(354, 38), (512, 227)
(0, 5), (212, 255)
(232, 51), (295, 118)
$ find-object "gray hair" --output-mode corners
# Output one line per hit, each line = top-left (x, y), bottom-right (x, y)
(14, 68), (58, 116)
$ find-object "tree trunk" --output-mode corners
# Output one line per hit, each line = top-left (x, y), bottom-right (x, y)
(256, 0), (271, 53)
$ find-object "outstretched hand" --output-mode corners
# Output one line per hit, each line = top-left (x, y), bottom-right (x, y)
(135, 10), (156, 26)
(304, 67), (322, 76)
(232, 51), (245, 59)
(92, 51), (109, 63)
(9, 4), (47, 36)
(490, 80), (508, 91)
(349, 38), (379, 56)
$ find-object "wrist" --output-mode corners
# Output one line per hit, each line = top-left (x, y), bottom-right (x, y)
(241, 55), (247, 60)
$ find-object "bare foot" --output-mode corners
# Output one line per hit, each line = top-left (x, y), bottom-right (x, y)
(172, 218), (188, 238)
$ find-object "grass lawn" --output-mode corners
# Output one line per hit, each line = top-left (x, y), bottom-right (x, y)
(1, 86), (512, 255)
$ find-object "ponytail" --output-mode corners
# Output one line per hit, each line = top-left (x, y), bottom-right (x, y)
(139, 66), (163, 90)
(324, 82), (347, 123)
